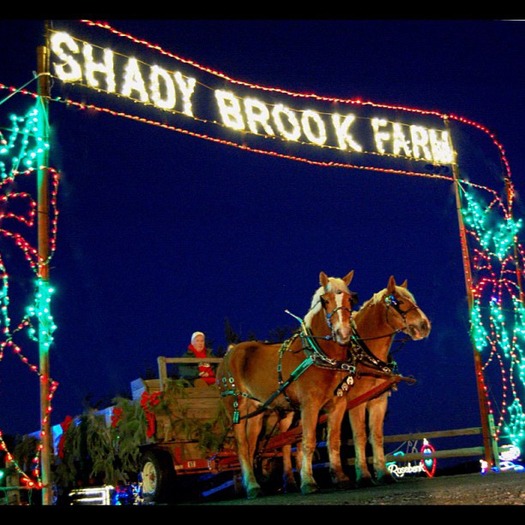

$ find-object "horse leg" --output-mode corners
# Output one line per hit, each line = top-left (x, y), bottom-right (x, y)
(299, 407), (321, 495)
(367, 394), (396, 484)
(348, 404), (374, 487)
(326, 401), (351, 489)
(234, 411), (265, 499)
(278, 411), (299, 493)
(295, 440), (303, 475)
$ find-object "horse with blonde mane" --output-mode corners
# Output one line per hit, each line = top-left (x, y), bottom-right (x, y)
(278, 275), (431, 489)
(216, 271), (358, 499)
(346, 275), (431, 486)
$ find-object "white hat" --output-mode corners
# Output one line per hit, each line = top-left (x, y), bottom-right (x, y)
(191, 331), (205, 344)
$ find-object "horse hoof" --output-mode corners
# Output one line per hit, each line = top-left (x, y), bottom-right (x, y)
(355, 477), (375, 489)
(301, 482), (320, 495)
(283, 480), (300, 493)
(246, 486), (263, 500)
(376, 474), (397, 485)
(335, 479), (353, 491)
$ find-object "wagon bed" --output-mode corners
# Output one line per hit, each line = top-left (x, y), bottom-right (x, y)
(134, 355), (414, 503)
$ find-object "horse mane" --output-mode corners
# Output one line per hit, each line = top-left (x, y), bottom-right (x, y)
(358, 285), (416, 312)
(359, 289), (386, 310)
(303, 276), (351, 328)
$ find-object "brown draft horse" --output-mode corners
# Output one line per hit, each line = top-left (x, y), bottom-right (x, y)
(216, 270), (357, 499)
(346, 275), (431, 486)
(280, 275), (431, 489)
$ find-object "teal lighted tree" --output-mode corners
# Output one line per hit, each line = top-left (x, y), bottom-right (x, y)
(461, 181), (525, 452)
(0, 100), (60, 489)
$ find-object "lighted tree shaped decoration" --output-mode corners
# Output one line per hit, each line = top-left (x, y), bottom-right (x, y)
(1, 19), (523, 486)
(461, 181), (525, 453)
(0, 101), (60, 489)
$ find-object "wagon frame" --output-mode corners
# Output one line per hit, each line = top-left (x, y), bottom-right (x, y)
(136, 355), (415, 504)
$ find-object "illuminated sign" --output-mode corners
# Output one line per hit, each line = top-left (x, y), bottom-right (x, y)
(480, 444), (524, 474)
(387, 438), (436, 479)
(49, 27), (455, 173)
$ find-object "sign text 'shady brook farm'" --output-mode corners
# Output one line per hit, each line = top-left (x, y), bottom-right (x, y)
(49, 30), (455, 166)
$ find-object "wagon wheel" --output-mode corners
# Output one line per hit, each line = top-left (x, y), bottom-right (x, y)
(140, 449), (176, 504)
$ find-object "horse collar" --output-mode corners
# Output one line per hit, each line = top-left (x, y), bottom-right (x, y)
(300, 326), (346, 369)
(350, 329), (396, 375)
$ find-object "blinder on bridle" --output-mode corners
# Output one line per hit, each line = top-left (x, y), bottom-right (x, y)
(321, 289), (359, 325)
(384, 293), (419, 321)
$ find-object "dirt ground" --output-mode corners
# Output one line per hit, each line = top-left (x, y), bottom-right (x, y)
(181, 469), (525, 510)
(3, 470), (524, 516)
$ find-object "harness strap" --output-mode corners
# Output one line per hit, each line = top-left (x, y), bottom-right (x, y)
(237, 354), (314, 421)
(220, 335), (316, 423)
(332, 325), (400, 397)
(264, 374), (416, 450)
(345, 375), (414, 411)
(224, 317), (411, 422)
(334, 374), (355, 397)
(301, 326), (356, 371)
(350, 328), (398, 375)
(278, 334), (300, 407)
(222, 323), (357, 422)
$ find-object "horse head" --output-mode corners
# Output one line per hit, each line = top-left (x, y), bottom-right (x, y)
(383, 275), (431, 340)
(304, 270), (357, 345)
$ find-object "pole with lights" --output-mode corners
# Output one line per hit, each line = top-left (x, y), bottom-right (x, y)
(36, 23), (53, 506)
(449, 127), (495, 470)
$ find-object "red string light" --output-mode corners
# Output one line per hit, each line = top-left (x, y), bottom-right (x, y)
(0, 20), (522, 490)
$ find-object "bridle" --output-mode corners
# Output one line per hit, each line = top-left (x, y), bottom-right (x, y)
(384, 292), (422, 335)
(221, 289), (418, 419)
(321, 290), (359, 338)
(349, 290), (423, 346)
(340, 290), (422, 397)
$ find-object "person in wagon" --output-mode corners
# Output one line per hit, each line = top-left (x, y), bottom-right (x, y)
(178, 331), (217, 386)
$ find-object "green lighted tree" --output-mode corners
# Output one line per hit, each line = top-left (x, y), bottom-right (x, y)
(0, 101), (60, 489)
(461, 182), (525, 451)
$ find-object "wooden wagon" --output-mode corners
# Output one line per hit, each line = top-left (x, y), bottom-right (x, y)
(134, 355), (414, 504)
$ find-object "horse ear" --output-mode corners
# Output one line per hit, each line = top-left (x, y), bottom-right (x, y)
(400, 279), (408, 288)
(319, 271), (329, 287)
(387, 275), (397, 293)
(343, 270), (354, 286)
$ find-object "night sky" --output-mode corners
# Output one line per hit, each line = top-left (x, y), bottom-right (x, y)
(1, 19), (524, 469)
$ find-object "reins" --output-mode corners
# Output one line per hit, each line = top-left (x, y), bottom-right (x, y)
(332, 291), (420, 396)
(220, 289), (419, 423)
(222, 315), (354, 423)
